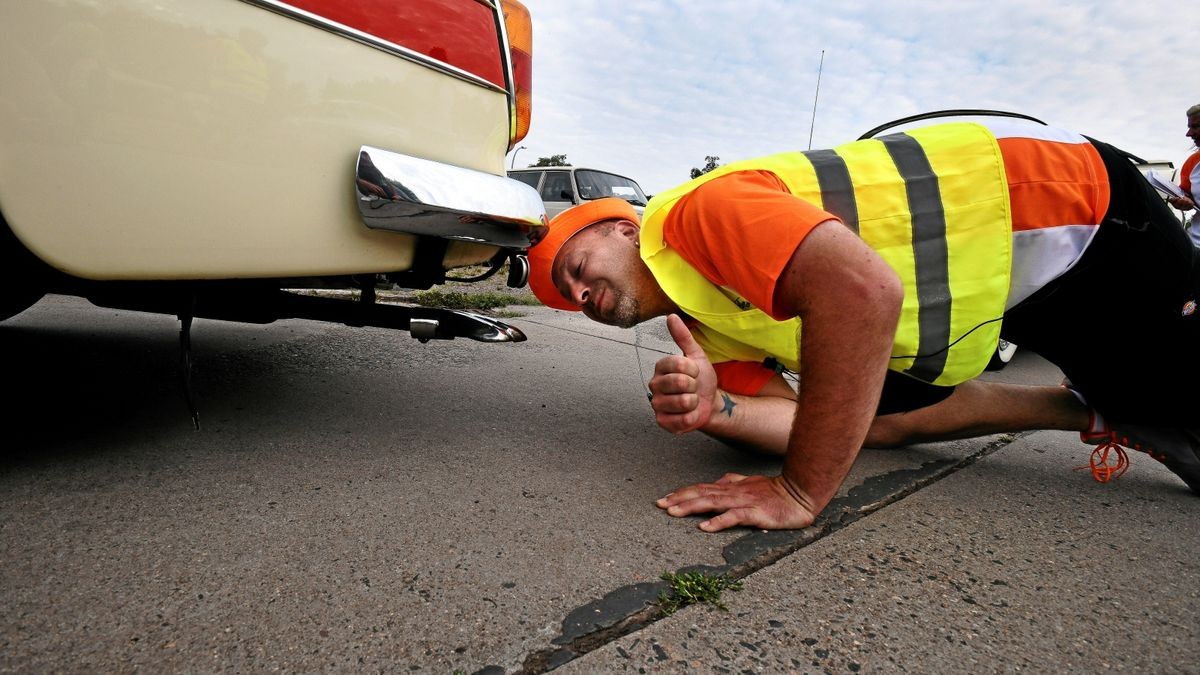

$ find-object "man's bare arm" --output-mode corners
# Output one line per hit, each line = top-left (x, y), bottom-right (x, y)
(656, 219), (903, 530)
(691, 375), (1090, 454)
(697, 377), (795, 454)
(768, 219), (903, 514)
(647, 320), (797, 453)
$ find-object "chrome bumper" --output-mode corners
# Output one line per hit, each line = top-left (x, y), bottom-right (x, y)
(356, 146), (548, 249)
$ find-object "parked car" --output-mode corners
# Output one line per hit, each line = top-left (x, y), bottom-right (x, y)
(0, 0), (545, 344)
(508, 167), (648, 220)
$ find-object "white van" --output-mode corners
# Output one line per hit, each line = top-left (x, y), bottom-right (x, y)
(508, 167), (648, 219)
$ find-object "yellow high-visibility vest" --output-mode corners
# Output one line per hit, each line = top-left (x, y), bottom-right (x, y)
(641, 122), (1012, 386)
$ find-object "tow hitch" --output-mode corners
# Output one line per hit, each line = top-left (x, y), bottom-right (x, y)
(277, 292), (527, 343)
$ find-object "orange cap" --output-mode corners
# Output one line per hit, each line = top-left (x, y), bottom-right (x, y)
(527, 198), (639, 311)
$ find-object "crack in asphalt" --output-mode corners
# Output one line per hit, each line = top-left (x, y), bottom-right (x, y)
(501, 432), (1027, 674)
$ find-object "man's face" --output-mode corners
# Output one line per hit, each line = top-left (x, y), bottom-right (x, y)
(551, 219), (652, 328)
(1188, 113), (1200, 149)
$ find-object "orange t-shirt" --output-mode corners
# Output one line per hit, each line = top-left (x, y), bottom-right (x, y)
(1181, 151), (1200, 199)
(662, 126), (1109, 396)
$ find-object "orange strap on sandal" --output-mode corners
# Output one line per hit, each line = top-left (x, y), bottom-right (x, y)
(1070, 389), (1132, 484)
(1075, 434), (1130, 483)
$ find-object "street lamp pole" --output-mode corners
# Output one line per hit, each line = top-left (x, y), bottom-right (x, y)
(510, 145), (527, 169)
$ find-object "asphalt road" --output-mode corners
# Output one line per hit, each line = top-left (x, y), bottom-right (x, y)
(2, 295), (1196, 673)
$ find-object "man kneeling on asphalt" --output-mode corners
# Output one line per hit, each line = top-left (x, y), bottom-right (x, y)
(526, 118), (1200, 532)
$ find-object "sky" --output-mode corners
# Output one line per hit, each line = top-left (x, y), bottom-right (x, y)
(511, 0), (1193, 196)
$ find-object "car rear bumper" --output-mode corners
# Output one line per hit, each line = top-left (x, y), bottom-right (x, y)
(356, 146), (548, 250)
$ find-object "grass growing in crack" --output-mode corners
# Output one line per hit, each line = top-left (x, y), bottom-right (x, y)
(491, 309), (528, 318)
(657, 571), (743, 615)
(412, 289), (538, 310)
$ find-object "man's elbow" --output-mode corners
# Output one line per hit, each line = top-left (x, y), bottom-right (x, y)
(809, 259), (903, 334)
(866, 266), (904, 329)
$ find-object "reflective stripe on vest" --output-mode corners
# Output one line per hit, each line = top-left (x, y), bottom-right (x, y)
(641, 122), (1013, 386)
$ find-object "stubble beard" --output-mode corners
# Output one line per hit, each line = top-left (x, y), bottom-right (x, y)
(606, 289), (642, 329)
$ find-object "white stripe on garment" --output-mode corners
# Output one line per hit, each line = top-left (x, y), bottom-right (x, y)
(959, 117), (1101, 309)
(978, 118), (1091, 144)
(1007, 225), (1099, 309)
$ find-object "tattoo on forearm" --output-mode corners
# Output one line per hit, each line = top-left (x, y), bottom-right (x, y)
(719, 392), (737, 417)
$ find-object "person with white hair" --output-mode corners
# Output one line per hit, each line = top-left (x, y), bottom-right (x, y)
(1168, 103), (1200, 246)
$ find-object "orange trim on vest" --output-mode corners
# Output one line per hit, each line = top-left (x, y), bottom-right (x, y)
(997, 137), (1109, 232)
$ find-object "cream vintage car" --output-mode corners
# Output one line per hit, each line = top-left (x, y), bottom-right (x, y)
(0, 0), (546, 344)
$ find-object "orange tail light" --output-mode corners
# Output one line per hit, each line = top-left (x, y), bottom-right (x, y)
(501, 0), (533, 147)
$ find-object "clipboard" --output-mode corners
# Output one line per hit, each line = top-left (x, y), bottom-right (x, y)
(1145, 170), (1188, 200)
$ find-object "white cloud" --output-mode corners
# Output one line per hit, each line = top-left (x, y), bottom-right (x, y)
(515, 0), (1192, 195)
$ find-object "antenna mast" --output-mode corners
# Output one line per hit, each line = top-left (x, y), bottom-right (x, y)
(807, 50), (825, 150)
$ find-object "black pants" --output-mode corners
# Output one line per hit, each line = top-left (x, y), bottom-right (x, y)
(999, 138), (1199, 426)
(879, 139), (1200, 426)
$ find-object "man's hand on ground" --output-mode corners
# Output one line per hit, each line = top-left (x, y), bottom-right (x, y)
(655, 473), (817, 531)
(649, 314), (717, 434)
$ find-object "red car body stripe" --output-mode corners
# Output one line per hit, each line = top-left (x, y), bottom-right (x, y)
(284, 0), (505, 88)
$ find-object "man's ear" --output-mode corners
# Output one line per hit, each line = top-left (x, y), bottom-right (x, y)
(614, 218), (640, 242)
